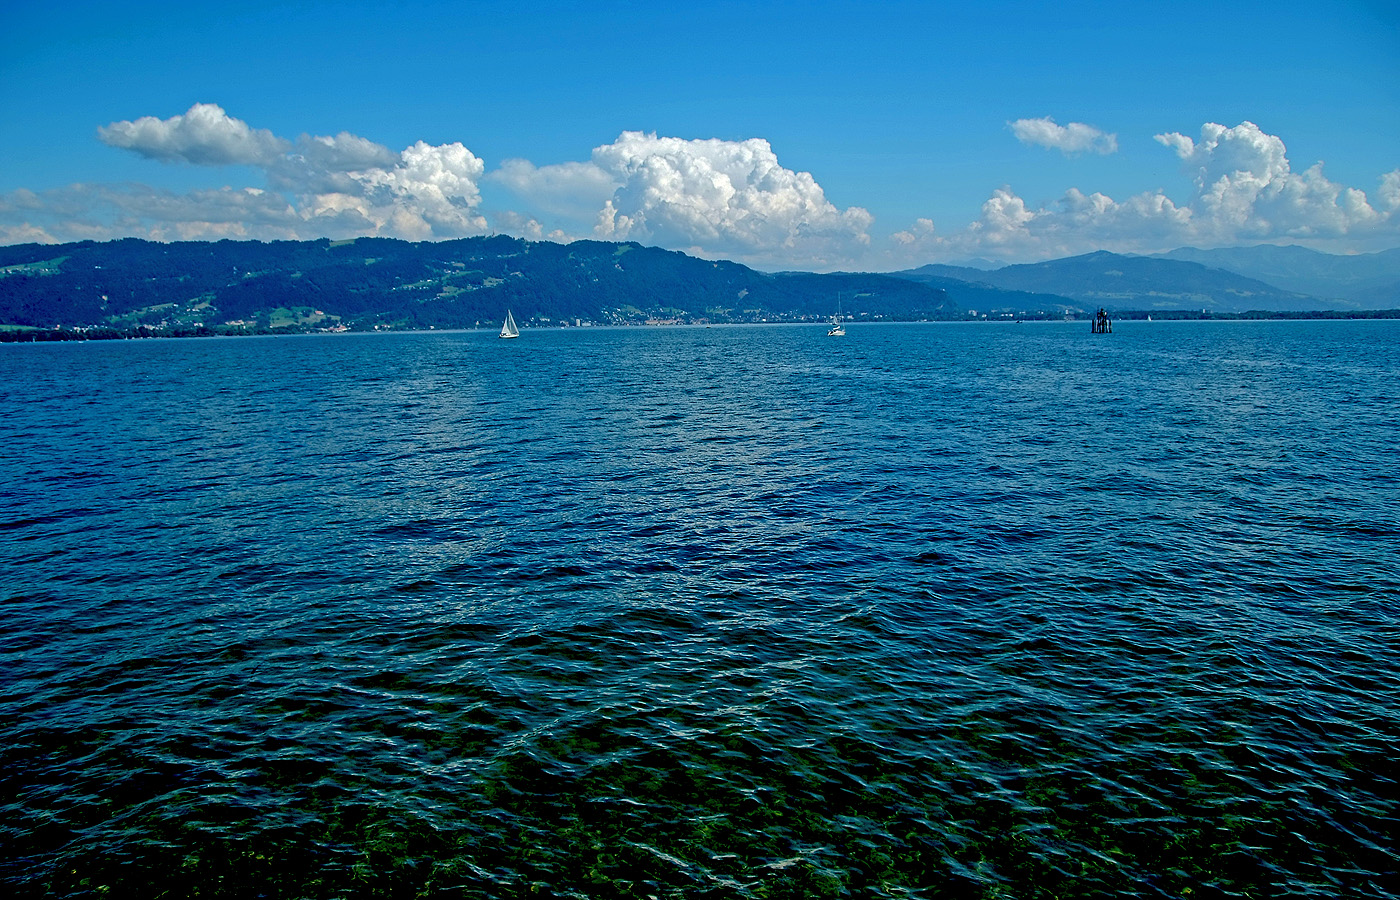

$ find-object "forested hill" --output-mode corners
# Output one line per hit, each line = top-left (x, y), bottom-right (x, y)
(0, 237), (962, 333)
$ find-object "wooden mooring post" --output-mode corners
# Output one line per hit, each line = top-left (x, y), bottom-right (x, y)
(1091, 308), (1112, 334)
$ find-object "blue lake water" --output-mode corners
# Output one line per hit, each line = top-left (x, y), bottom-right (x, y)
(2, 320), (1398, 898)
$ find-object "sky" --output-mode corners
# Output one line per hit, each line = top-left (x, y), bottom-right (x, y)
(2, 0), (1398, 271)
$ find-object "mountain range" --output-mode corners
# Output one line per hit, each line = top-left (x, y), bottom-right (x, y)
(0, 237), (1396, 335)
(1150, 245), (1400, 307)
(893, 247), (1400, 314)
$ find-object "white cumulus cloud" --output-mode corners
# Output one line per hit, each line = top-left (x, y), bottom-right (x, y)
(583, 131), (874, 268)
(486, 132), (875, 268)
(1151, 121), (1386, 241)
(24, 104), (491, 242)
(1379, 170), (1400, 211)
(1010, 117), (1118, 155)
(891, 217), (936, 246)
(341, 140), (489, 240)
(97, 103), (289, 166)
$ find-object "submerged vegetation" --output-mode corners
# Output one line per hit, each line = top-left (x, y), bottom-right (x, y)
(13, 694), (1388, 898)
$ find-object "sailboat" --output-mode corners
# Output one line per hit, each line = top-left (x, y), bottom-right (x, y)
(499, 309), (519, 339)
(827, 294), (845, 336)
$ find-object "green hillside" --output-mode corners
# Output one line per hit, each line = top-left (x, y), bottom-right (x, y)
(0, 237), (958, 334)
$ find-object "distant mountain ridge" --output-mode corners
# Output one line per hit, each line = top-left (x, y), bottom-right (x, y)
(894, 247), (1399, 313)
(1152, 245), (1400, 306)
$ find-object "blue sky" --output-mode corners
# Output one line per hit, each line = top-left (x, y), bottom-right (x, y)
(2, 0), (1397, 270)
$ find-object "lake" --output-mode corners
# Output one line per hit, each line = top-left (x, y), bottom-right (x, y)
(2, 320), (1397, 898)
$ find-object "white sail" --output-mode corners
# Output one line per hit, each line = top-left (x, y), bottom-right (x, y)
(499, 309), (519, 339)
(827, 293), (845, 335)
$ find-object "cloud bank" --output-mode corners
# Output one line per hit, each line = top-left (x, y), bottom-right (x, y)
(892, 121), (1398, 265)
(488, 133), (875, 267)
(5, 106), (873, 267)
(2, 106), (1397, 269)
